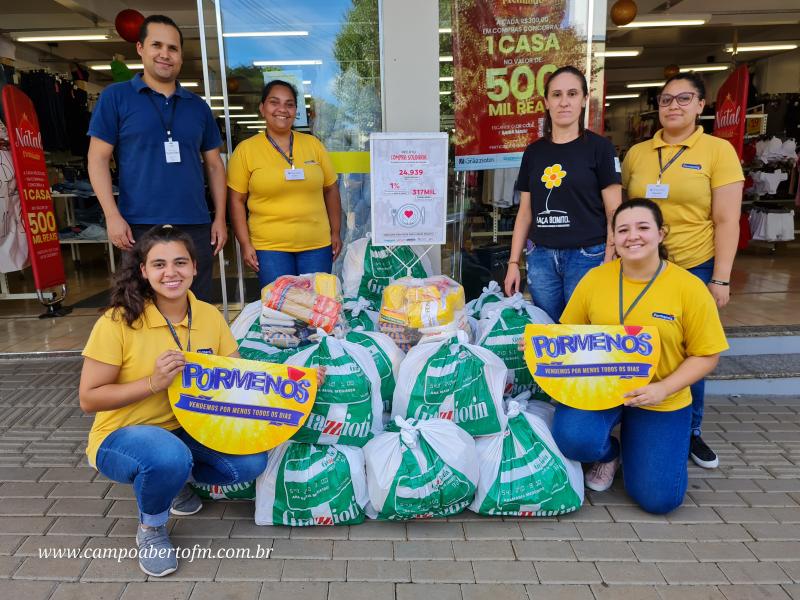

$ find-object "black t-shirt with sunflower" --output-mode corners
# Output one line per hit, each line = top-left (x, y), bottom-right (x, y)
(517, 130), (621, 249)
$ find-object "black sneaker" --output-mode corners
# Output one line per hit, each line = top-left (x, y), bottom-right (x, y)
(690, 435), (719, 469)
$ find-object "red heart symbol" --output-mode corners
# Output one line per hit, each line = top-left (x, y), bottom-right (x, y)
(404, 210), (414, 218)
(286, 367), (305, 381)
(624, 326), (643, 336)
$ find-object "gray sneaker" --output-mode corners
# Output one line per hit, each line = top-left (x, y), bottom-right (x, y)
(136, 525), (177, 577)
(170, 484), (203, 516)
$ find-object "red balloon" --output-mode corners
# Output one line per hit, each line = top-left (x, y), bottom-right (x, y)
(115, 9), (145, 44)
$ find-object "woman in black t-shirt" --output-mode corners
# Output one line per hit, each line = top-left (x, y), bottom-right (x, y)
(504, 66), (622, 322)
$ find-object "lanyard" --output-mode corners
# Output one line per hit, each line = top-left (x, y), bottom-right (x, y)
(656, 146), (687, 184)
(619, 260), (663, 325)
(266, 131), (294, 167)
(145, 93), (179, 140)
(158, 304), (192, 351)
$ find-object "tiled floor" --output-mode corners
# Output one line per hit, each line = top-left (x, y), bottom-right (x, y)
(0, 357), (799, 599)
(1, 243), (799, 353)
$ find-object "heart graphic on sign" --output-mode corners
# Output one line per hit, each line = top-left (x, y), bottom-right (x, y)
(404, 210), (414, 218)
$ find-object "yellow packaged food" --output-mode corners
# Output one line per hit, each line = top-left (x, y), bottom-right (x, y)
(379, 276), (465, 329)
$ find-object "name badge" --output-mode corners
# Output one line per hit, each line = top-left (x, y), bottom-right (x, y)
(284, 168), (305, 181)
(164, 140), (181, 163)
(645, 183), (669, 199)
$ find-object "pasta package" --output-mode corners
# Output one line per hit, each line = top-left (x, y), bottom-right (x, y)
(262, 274), (343, 334)
(379, 276), (465, 331)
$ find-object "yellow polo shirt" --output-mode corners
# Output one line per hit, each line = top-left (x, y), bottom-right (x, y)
(622, 127), (744, 269)
(82, 292), (238, 467)
(227, 131), (338, 252)
(561, 259), (728, 412)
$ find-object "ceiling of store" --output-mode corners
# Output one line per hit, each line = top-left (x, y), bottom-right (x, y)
(1, 0), (798, 94)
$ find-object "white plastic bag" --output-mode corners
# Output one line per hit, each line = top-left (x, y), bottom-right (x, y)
(345, 329), (405, 413)
(343, 296), (379, 332)
(230, 300), (262, 340)
(364, 417), (478, 520)
(477, 294), (553, 398)
(469, 393), (584, 517)
(285, 333), (383, 447)
(465, 281), (504, 318)
(392, 330), (508, 436)
(255, 441), (372, 526)
(343, 237), (433, 306)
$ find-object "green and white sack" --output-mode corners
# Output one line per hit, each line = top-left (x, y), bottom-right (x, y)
(465, 281), (504, 318)
(392, 330), (508, 436)
(364, 417), (478, 520)
(343, 297), (379, 332)
(230, 300), (262, 340)
(343, 237), (433, 307)
(255, 441), (372, 526)
(237, 318), (299, 364)
(190, 481), (255, 501)
(285, 333), (383, 447)
(469, 392), (583, 517)
(477, 294), (553, 399)
(345, 329), (405, 413)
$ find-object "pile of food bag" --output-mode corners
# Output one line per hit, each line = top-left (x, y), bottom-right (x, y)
(223, 257), (577, 524)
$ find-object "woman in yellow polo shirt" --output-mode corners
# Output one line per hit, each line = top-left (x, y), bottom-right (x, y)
(228, 80), (342, 291)
(551, 199), (728, 514)
(622, 73), (744, 470)
(78, 226), (268, 577)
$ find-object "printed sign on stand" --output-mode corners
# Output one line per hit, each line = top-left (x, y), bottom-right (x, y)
(370, 132), (448, 246)
(169, 352), (318, 455)
(523, 324), (661, 410)
(1, 85), (66, 292)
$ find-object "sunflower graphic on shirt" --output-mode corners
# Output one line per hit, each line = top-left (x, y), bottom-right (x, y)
(539, 164), (567, 215)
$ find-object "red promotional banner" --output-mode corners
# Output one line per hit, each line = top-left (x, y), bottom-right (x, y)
(1, 85), (66, 290)
(453, 0), (594, 170)
(713, 64), (749, 159)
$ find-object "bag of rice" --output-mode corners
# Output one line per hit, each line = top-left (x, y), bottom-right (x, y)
(190, 480), (255, 501)
(393, 330), (508, 436)
(345, 329), (405, 412)
(477, 294), (553, 398)
(469, 393), (584, 517)
(255, 441), (371, 526)
(343, 297), (379, 332)
(285, 333), (383, 447)
(364, 417), (478, 520)
(465, 281), (504, 318)
(343, 237), (433, 307)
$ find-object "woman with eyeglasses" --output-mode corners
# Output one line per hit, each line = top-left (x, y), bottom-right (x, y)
(621, 73), (744, 471)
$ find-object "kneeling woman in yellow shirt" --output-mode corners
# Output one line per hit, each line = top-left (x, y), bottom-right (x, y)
(552, 199), (728, 514)
(79, 226), (268, 577)
(228, 80), (342, 291)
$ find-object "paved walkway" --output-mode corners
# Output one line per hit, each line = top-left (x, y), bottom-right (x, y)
(0, 357), (799, 600)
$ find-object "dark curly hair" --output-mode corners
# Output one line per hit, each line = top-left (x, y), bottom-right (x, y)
(107, 225), (197, 327)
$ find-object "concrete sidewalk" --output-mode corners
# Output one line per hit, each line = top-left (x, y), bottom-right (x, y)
(0, 357), (799, 600)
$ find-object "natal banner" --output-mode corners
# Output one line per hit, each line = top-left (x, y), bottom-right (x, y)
(713, 64), (749, 159)
(1, 86), (66, 289)
(453, 0), (592, 171)
(523, 324), (661, 410)
(168, 352), (318, 454)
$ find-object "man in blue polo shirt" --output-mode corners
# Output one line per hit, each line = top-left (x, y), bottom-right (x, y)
(87, 14), (227, 301)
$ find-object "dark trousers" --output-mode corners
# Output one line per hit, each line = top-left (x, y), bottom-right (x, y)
(130, 223), (213, 302)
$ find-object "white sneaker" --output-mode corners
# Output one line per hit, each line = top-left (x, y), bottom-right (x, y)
(585, 457), (620, 492)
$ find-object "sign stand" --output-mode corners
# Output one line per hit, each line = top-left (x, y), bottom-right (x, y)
(1, 85), (71, 318)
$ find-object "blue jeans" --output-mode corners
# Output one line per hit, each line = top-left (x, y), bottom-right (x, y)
(256, 246), (333, 290)
(552, 403), (691, 514)
(95, 426), (268, 527)
(686, 258), (715, 437)
(526, 242), (606, 322)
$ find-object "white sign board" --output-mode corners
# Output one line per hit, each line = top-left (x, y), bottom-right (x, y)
(370, 132), (448, 246)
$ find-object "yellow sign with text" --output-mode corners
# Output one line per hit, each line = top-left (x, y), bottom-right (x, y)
(168, 352), (317, 455)
(523, 324), (661, 411)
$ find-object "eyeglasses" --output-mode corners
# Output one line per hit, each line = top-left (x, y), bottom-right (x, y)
(657, 92), (698, 107)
